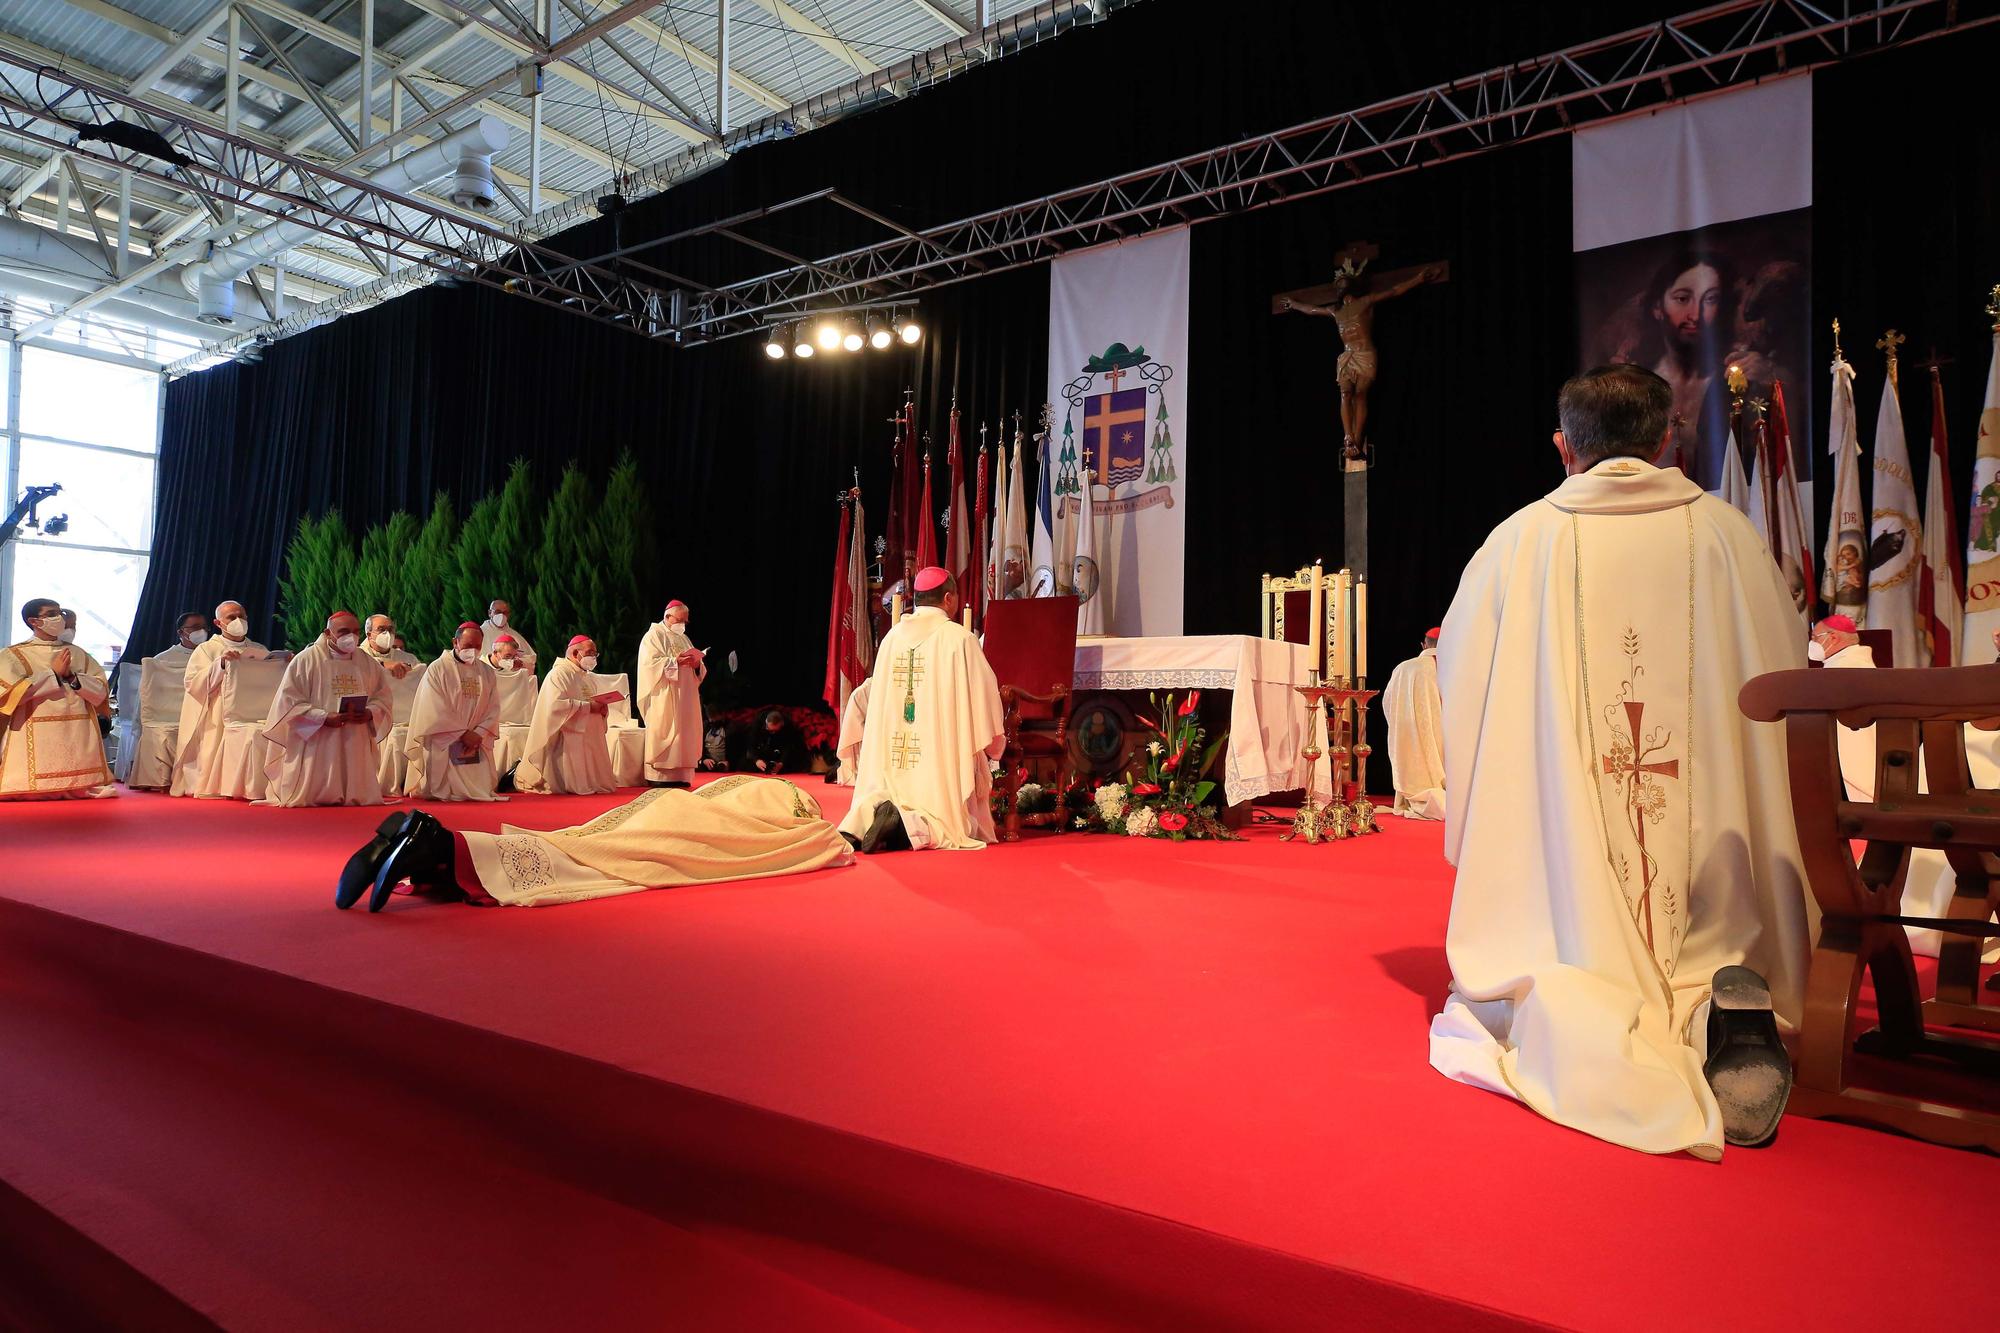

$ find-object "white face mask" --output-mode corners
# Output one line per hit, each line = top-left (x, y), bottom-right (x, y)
(185, 629), (208, 647)
(493, 657), (516, 671)
(333, 632), (358, 653)
(456, 647), (479, 663)
(1806, 639), (1827, 662)
(490, 612), (507, 627)
(33, 614), (64, 637)
(578, 655), (599, 672)
(224, 617), (248, 639)
(56, 627), (75, 644)
(372, 630), (395, 651)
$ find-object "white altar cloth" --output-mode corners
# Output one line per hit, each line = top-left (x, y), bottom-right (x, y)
(1072, 635), (1331, 806)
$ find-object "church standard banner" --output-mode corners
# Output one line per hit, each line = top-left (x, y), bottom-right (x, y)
(1572, 75), (1813, 533)
(1046, 226), (1188, 636)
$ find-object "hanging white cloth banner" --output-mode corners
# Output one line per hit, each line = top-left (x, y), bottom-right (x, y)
(1046, 226), (1189, 636)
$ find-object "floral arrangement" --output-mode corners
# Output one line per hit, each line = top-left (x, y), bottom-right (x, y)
(1076, 691), (1237, 841)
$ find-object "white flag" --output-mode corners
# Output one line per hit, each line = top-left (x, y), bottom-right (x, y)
(1866, 368), (1924, 666)
(1821, 355), (1867, 624)
(1029, 420), (1056, 595)
(986, 439), (1013, 602)
(1714, 424), (1751, 516)
(1959, 331), (2000, 662)
(1075, 457), (1103, 636)
(1004, 430), (1029, 598)
(1745, 426), (1805, 621)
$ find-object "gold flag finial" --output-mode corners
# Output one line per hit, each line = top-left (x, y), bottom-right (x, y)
(1878, 329), (1905, 388)
(1832, 316), (1844, 362)
(1987, 284), (2000, 332)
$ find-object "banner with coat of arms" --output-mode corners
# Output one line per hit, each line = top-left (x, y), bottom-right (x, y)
(1046, 226), (1188, 636)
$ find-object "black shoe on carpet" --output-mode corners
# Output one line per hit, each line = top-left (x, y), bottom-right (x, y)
(368, 811), (453, 913)
(338, 812), (416, 910)
(857, 801), (910, 854)
(1704, 964), (1792, 1148)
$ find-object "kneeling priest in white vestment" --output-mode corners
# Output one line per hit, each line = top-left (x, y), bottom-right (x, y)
(261, 610), (392, 807)
(0, 597), (114, 800)
(1383, 627), (1446, 820)
(838, 567), (1006, 852)
(514, 635), (620, 795)
(1430, 365), (1812, 1159)
(405, 623), (505, 802)
(171, 600), (271, 799)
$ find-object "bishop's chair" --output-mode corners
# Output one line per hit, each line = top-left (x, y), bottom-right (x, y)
(982, 596), (1079, 841)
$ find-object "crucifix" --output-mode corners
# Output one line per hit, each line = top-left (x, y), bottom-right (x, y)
(1272, 241), (1449, 465)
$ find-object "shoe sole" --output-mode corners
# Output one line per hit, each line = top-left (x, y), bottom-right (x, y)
(338, 812), (417, 910)
(1706, 965), (1792, 1148)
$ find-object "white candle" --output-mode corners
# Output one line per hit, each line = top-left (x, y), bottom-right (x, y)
(1356, 576), (1369, 681)
(1333, 569), (1352, 680)
(962, 606), (972, 630)
(1308, 562), (1325, 669)
(891, 593), (904, 621)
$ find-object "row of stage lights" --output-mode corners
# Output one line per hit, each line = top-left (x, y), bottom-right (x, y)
(764, 311), (922, 359)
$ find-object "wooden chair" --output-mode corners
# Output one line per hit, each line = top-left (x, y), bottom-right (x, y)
(982, 596), (1079, 842)
(1740, 661), (2000, 1150)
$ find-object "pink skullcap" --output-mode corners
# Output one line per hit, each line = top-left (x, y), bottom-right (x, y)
(913, 566), (951, 592)
(328, 609), (356, 621)
(1425, 626), (1442, 640)
(457, 621), (479, 631)
(567, 635), (592, 650)
(494, 633), (515, 645)
(666, 600), (687, 611)
(1818, 614), (1857, 633)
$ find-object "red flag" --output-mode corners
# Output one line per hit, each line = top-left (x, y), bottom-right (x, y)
(881, 406), (906, 590)
(1920, 364), (1965, 666)
(823, 497), (853, 711)
(1767, 381), (1814, 617)
(896, 393), (922, 588)
(946, 401), (971, 603)
(973, 431), (991, 626)
(915, 440), (938, 569)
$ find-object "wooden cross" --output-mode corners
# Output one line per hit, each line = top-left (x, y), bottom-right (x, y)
(1600, 698), (1680, 954)
(890, 731), (922, 770)
(1268, 241), (1449, 312)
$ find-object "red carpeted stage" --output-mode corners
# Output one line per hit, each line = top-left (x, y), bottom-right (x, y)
(1, 778), (1994, 1330)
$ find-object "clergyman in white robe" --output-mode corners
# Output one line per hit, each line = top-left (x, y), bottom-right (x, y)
(0, 601), (114, 800)
(835, 680), (868, 787)
(515, 637), (620, 796)
(171, 601), (272, 799)
(639, 602), (705, 785)
(406, 629), (504, 802)
(261, 616), (392, 808)
(1430, 441), (1813, 1160)
(480, 600), (536, 672)
(1383, 633), (1445, 821)
(838, 582), (1006, 851)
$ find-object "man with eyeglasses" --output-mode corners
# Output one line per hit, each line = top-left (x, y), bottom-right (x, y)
(0, 597), (115, 800)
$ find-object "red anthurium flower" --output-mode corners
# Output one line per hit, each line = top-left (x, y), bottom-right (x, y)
(1157, 811), (1189, 832)
(1162, 751), (1182, 772)
(1178, 691), (1201, 717)
(1133, 782), (1162, 796)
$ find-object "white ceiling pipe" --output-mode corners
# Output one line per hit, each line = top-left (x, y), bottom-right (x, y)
(0, 214), (266, 339)
(0, 266), (254, 345)
(184, 115), (509, 326)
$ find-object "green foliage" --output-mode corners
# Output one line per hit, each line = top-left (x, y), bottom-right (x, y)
(350, 511), (419, 633)
(278, 509), (356, 650)
(402, 492), (458, 658)
(453, 459), (537, 641)
(528, 464), (603, 669)
(587, 451), (656, 678)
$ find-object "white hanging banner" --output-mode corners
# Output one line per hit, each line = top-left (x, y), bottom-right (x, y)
(1046, 226), (1188, 636)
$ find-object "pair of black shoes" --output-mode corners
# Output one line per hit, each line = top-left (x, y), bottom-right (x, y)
(841, 801), (911, 854)
(336, 810), (455, 913)
(1703, 964), (1793, 1148)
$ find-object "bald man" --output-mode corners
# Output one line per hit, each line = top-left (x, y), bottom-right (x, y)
(261, 610), (392, 807)
(171, 599), (272, 798)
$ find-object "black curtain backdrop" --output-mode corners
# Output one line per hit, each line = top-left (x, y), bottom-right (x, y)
(136, 2), (2000, 788)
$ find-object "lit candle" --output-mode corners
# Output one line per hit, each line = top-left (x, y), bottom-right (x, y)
(1333, 568), (1352, 680)
(891, 593), (904, 621)
(1308, 562), (1325, 670)
(962, 605), (973, 630)
(1355, 575), (1368, 681)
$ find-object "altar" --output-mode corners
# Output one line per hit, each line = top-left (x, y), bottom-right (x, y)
(1069, 635), (1331, 806)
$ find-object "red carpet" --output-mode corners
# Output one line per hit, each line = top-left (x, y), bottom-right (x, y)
(1, 779), (1994, 1329)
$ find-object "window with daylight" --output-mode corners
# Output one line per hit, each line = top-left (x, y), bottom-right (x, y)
(1, 344), (161, 667)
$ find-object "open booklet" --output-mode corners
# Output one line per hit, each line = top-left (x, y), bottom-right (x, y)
(336, 694), (369, 719)
(447, 739), (483, 766)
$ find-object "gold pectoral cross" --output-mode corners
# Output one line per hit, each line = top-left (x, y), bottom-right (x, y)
(894, 647), (924, 723)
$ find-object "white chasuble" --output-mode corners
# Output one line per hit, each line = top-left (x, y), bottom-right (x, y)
(405, 652), (504, 801)
(1429, 458), (1813, 1160)
(260, 639), (392, 807)
(0, 640), (114, 800)
(514, 659), (619, 795)
(171, 635), (270, 798)
(1383, 647), (1446, 820)
(836, 606), (1006, 851)
(638, 621), (705, 782)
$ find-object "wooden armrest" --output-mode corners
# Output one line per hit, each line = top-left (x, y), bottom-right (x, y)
(1740, 664), (2000, 728)
(999, 684), (1072, 708)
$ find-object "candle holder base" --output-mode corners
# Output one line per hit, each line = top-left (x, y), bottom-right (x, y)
(1286, 680), (1381, 845)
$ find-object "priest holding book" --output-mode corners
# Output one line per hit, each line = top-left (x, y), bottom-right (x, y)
(261, 610), (392, 807)
(514, 635), (621, 795)
(405, 622), (505, 801)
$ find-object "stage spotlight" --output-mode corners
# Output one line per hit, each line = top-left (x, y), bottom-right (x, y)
(841, 317), (864, 352)
(815, 316), (843, 351)
(898, 314), (922, 345)
(867, 314), (892, 349)
(793, 323), (815, 358)
(765, 325), (788, 359)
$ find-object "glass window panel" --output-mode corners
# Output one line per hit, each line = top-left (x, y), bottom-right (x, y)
(18, 346), (159, 451)
(16, 439), (155, 551)
(9, 542), (149, 668)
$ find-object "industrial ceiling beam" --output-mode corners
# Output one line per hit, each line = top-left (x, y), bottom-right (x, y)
(745, 0), (877, 74)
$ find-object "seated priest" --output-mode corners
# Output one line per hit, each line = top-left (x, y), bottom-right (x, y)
(479, 599), (536, 672)
(1428, 365), (1812, 1158)
(362, 614), (419, 678)
(638, 600), (704, 788)
(839, 566), (1006, 853)
(485, 632), (528, 676)
(261, 610), (392, 808)
(404, 622), (504, 802)
(336, 774), (850, 913)
(1383, 626), (1446, 821)
(170, 599), (272, 798)
(514, 635), (620, 796)
(0, 596), (115, 800)
(157, 610), (209, 674)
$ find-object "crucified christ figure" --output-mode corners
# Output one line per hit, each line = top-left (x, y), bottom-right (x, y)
(1276, 258), (1446, 462)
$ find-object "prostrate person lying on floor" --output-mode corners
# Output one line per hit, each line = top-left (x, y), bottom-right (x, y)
(837, 566), (1006, 853)
(336, 774), (851, 912)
